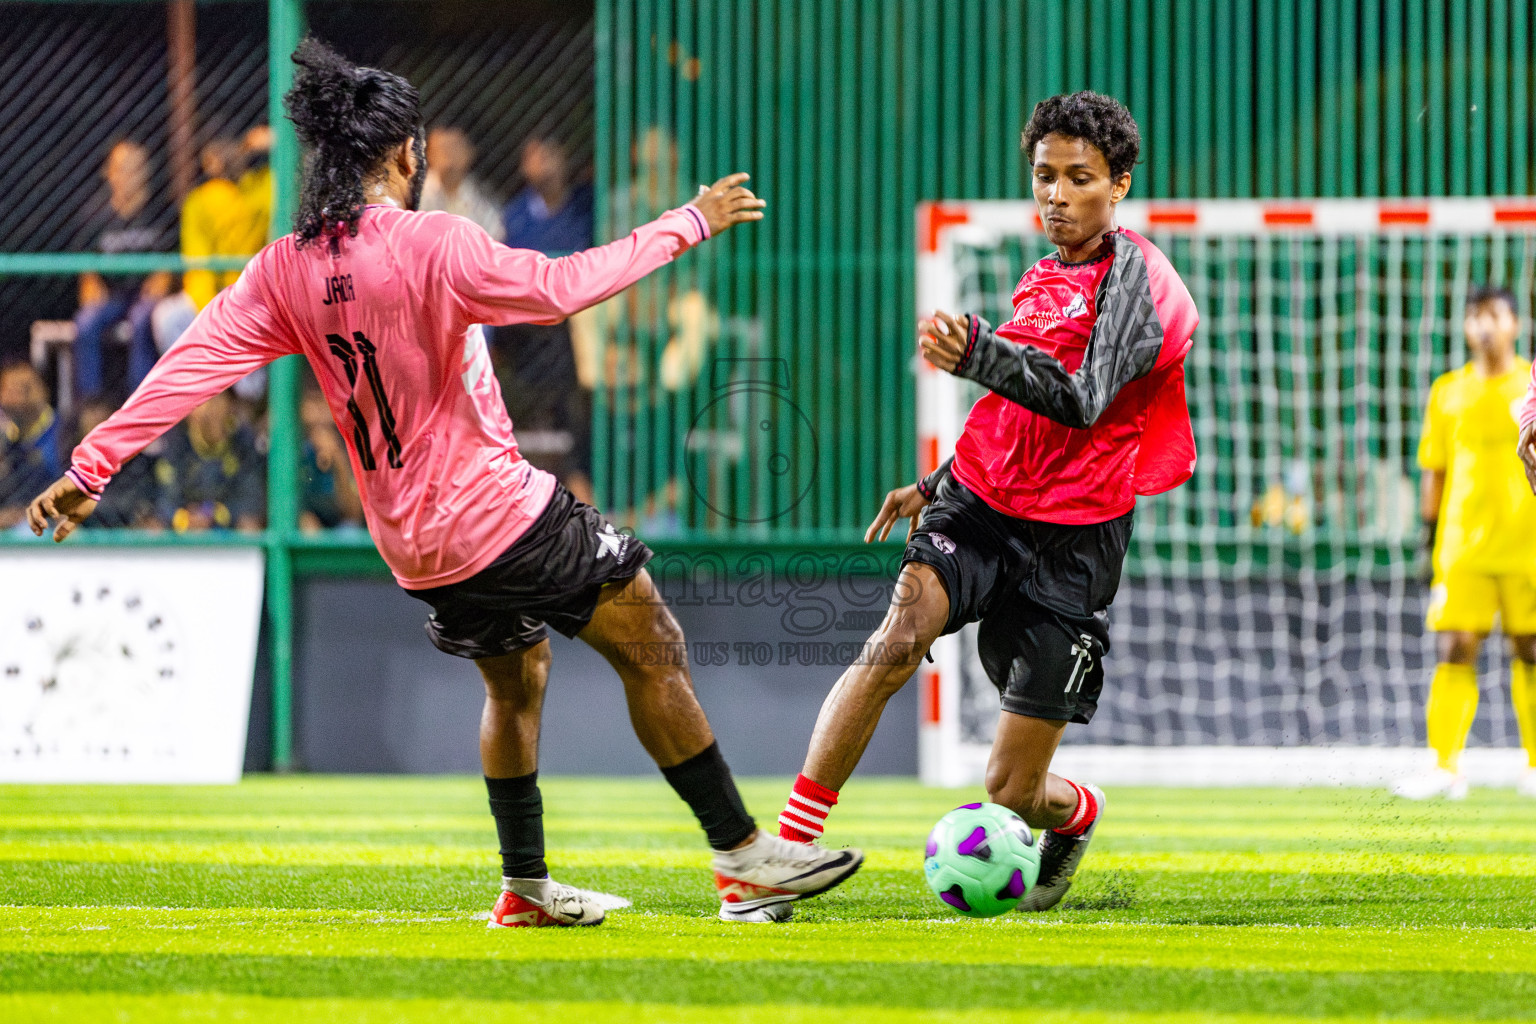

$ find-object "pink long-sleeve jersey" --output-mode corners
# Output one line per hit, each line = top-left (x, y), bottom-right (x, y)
(69, 203), (711, 589)
(1522, 361), (1536, 434)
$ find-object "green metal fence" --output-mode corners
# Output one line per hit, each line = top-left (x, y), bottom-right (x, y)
(591, 0), (1536, 545)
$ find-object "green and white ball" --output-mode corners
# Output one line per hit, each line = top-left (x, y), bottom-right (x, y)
(923, 802), (1041, 918)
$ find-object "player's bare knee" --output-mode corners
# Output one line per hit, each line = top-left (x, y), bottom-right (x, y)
(854, 616), (928, 698)
(1438, 631), (1482, 665)
(642, 607), (688, 671)
(982, 763), (1013, 806)
(480, 650), (549, 711)
(853, 663), (914, 703)
(603, 603), (691, 690)
(1511, 636), (1536, 664)
(488, 690), (543, 718)
(985, 766), (1048, 824)
(649, 601), (687, 647)
(873, 610), (932, 666)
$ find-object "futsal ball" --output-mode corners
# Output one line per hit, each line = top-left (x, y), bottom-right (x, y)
(923, 802), (1040, 918)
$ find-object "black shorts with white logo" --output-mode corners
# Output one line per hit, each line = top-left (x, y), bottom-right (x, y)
(407, 485), (653, 659)
(902, 476), (1133, 724)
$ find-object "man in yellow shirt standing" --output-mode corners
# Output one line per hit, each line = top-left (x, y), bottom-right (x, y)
(238, 126), (274, 243)
(1396, 285), (1536, 800)
(151, 140), (268, 354)
(180, 139), (267, 310)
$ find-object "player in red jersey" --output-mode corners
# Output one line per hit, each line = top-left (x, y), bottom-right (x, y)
(27, 39), (862, 927)
(776, 92), (1197, 912)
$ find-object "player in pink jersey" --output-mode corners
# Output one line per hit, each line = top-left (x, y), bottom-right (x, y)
(775, 92), (1198, 914)
(1521, 363), (1536, 491)
(27, 38), (861, 927)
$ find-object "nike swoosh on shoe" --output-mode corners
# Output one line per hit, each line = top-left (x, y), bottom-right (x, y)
(779, 851), (855, 885)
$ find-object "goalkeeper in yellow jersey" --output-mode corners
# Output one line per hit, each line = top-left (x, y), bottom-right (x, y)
(1395, 284), (1536, 800)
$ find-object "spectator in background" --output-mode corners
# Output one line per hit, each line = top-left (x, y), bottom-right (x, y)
(152, 138), (268, 352)
(72, 398), (160, 530)
(232, 125), (277, 404)
(299, 389), (363, 532)
(0, 362), (60, 529)
(586, 124), (716, 392)
(74, 139), (176, 402)
(501, 135), (593, 253)
(182, 138), (267, 310)
(570, 125), (719, 533)
(421, 126), (503, 239)
(606, 125), (678, 235)
(153, 389), (265, 533)
(497, 135), (597, 504)
(239, 125), (274, 242)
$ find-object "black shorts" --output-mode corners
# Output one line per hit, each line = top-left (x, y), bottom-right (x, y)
(406, 485), (653, 659)
(903, 476), (1133, 724)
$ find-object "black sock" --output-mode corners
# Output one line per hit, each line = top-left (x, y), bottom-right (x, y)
(660, 741), (757, 851)
(485, 772), (547, 879)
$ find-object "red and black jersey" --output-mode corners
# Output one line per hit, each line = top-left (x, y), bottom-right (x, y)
(922, 227), (1198, 525)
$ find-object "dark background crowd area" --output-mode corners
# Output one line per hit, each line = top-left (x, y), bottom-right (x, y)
(0, 0), (599, 534)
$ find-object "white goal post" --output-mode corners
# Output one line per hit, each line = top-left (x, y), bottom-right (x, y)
(914, 197), (1536, 788)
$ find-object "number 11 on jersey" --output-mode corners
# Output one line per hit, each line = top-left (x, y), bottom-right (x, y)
(326, 330), (403, 470)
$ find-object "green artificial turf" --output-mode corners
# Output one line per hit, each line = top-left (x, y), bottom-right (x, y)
(1, 777), (1533, 1022)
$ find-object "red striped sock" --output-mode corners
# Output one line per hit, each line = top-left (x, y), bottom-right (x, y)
(778, 774), (839, 843)
(1054, 780), (1098, 837)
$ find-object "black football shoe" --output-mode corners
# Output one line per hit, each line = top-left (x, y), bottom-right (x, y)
(1017, 783), (1105, 912)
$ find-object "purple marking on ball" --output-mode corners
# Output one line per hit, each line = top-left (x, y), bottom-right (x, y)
(925, 830), (939, 858)
(940, 888), (971, 912)
(959, 802), (983, 810)
(956, 826), (989, 856)
(1004, 868), (1026, 899)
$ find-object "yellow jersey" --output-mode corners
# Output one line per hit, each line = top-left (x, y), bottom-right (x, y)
(238, 165), (273, 243)
(180, 178), (266, 310)
(1418, 359), (1536, 575)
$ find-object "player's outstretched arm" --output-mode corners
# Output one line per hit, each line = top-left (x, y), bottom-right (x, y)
(26, 475), (98, 543)
(918, 234), (1167, 429)
(920, 305), (1156, 430)
(66, 253), (296, 517)
(448, 174), (764, 326)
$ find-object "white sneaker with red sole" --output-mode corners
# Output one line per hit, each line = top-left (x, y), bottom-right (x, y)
(487, 877), (612, 928)
(718, 900), (795, 923)
(713, 829), (863, 922)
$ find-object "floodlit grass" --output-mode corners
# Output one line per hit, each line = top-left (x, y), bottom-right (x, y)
(2, 778), (1534, 1022)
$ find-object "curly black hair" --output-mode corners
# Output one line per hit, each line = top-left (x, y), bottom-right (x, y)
(1022, 91), (1141, 180)
(285, 37), (424, 247)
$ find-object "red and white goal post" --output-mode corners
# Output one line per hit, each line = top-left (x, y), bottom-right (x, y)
(914, 197), (1536, 788)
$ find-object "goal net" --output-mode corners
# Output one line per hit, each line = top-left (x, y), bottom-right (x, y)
(915, 198), (1536, 786)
